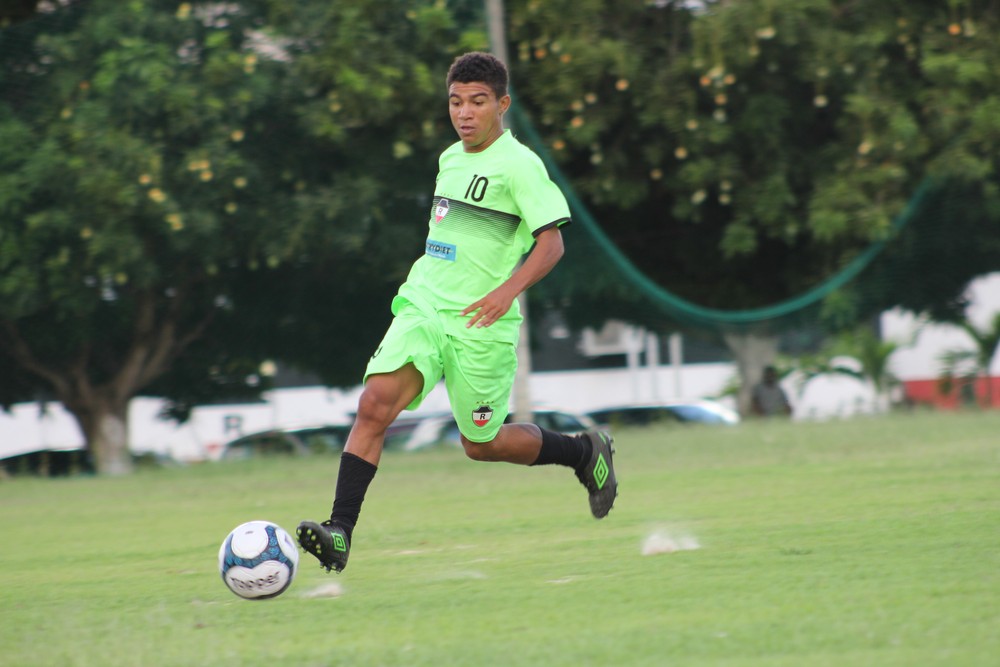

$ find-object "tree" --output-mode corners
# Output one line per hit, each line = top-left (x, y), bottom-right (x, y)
(0, 0), (304, 473)
(0, 0), (42, 27)
(253, 0), (488, 387)
(0, 0), (491, 474)
(504, 0), (1000, 411)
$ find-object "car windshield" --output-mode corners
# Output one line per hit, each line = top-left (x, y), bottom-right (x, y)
(296, 428), (348, 453)
(543, 412), (587, 432)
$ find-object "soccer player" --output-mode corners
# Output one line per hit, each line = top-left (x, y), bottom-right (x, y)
(297, 52), (617, 573)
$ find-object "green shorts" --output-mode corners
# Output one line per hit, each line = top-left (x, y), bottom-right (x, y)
(364, 301), (517, 443)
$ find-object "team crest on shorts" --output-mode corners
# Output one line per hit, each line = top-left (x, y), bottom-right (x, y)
(472, 405), (493, 427)
(435, 198), (450, 223)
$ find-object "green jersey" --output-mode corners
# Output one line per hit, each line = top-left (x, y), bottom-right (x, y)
(395, 130), (571, 342)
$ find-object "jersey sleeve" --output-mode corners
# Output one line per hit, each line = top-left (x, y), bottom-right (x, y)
(508, 150), (571, 236)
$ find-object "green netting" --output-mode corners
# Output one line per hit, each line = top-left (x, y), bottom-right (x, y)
(508, 92), (931, 328)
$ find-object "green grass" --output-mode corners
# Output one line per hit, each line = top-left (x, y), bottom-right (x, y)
(3, 411), (999, 667)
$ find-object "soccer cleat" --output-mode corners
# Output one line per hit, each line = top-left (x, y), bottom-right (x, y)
(576, 430), (618, 519)
(296, 519), (350, 573)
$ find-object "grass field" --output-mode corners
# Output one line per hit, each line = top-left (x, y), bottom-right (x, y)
(3, 411), (999, 667)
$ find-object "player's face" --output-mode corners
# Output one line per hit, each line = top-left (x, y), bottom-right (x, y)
(448, 81), (510, 153)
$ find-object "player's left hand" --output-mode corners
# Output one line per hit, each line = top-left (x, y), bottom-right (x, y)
(462, 286), (517, 328)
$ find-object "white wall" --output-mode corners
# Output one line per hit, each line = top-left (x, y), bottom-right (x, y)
(0, 401), (82, 458)
(787, 369), (878, 420)
(883, 272), (1000, 380)
(0, 363), (737, 463)
(526, 362), (734, 414)
(2, 358), (863, 463)
(4, 273), (996, 464)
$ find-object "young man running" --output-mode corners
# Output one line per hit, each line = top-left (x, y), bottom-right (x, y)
(297, 52), (617, 573)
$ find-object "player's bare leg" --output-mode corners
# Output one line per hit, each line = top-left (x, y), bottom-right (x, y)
(297, 364), (423, 572)
(461, 423), (618, 518)
(460, 423), (545, 464)
(345, 365), (425, 465)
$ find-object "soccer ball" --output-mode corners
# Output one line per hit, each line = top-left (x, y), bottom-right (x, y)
(218, 520), (299, 600)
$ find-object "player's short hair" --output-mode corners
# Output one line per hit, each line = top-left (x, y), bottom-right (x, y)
(446, 52), (508, 99)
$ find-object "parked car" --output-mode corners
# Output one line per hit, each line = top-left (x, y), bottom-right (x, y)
(397, 408), (598, 452)
(531, 408), (599, 434)
(585, 401), (740, 428)
(382, 414), (442, 451)
(220, 423), (351, 460)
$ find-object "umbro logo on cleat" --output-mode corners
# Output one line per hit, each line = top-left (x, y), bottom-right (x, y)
(593, 453), (609, 490)
(333, 534), (347, 552)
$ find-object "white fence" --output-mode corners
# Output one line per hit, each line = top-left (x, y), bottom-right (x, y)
(5, 276), (996, 464)
(0, 360), (885, 463)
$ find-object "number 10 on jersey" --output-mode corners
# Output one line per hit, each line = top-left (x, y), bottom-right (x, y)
(465, 174), (488, 202)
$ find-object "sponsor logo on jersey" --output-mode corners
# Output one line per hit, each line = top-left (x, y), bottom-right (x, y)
(472, 405), (494, 427)
(425, 239), (456, 261)
(435, 198), (450, 223)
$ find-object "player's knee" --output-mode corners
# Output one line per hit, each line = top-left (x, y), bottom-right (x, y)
(461, 434), (497, 461)
(353, 388), (397, 432)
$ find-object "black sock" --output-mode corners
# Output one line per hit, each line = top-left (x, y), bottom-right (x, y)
(329, 451), (378, 541)
(531, 428), (591, 469)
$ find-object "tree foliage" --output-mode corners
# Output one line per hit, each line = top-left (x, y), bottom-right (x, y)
(506, 0), (1000, 327)
(0, 0), (307, 472)
(249, 0), (487, 387)
(3, 0), (1000, 472)
(0, 0), (486, 472)
(0, 0), (41, 27)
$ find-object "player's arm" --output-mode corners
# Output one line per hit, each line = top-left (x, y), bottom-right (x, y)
(462, 226), (564, 329)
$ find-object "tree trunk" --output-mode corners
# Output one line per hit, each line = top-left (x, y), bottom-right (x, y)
(722, 331), (781, 418)
(3, 288), (212, 476)
(69, 395), (133, 476)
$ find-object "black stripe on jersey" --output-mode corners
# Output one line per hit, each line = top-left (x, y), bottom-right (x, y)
(532, 217), (571, 237)
(431, 196), (521, 243)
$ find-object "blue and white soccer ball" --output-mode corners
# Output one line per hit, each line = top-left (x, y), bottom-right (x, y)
(218, 520), (299, 600)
